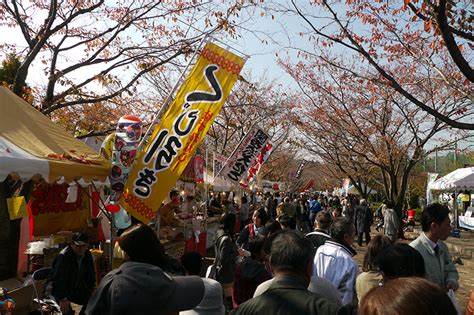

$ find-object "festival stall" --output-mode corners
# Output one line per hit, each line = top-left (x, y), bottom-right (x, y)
(0, 86), (111, 290)
(161, 154), (210, 258)
(428, 167), (474, 230)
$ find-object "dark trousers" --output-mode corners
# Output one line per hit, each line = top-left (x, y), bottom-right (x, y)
(309, 212), (317, 229)
(357, 231), (371, 246)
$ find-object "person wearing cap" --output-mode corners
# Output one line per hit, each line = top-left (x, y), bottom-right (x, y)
(44, 232), (95, 314)
(86, 260), (205, 315)
(86, 224), (205, 315)
(180, 278), (225, 315)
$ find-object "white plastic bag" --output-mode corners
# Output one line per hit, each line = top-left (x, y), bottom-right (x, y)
(447, 289), (461, 315)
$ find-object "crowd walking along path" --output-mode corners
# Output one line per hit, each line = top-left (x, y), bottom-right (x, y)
(356, 225), (474, 311)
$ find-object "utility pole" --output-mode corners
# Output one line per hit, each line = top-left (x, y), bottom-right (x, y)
(435, 149), (438, 173)
(454, 141), (457, 169)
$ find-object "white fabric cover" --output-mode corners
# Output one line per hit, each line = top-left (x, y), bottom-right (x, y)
(0, 137), (49, 181)
(429, 167), (474, 190)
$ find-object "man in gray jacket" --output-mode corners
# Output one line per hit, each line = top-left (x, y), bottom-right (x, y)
(232, 230), (352, 314)
(410, 203), (459, 291)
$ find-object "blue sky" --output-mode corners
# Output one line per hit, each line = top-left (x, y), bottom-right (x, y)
(1, 0), (471, 152)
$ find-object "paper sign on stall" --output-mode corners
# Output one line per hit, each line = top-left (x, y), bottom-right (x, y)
(7, 196), (28, 220)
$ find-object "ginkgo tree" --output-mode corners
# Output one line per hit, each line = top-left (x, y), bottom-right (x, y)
(0, 0), (252, 132)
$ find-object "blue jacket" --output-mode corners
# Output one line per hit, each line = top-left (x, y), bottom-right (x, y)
(309, 199), (322, 214)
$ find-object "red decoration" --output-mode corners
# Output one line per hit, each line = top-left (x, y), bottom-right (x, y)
(91, 192), (106, 241)
(30, 183), (83, 215)
(194, 155), (205, 183)
(185, 232), (207, 257)
(105, 204), (120, 214)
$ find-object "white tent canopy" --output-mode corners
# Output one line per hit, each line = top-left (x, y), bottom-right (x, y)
(428, 167), (474, 191)
(204, 171), (234, 192)
(346, 184), (377, 195)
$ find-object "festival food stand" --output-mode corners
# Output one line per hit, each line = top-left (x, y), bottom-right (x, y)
(428, 167), (474, 230)
(0, 87), (111, 312)
(161, 155), (218, 258)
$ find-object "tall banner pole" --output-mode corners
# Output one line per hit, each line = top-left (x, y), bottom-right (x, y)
(205, 143), (209, 222)
(137, 35), (209, 151)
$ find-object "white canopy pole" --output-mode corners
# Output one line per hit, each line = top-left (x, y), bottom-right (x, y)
(454, 188), (458, 230)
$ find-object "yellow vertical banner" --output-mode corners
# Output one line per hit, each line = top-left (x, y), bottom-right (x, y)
(121, 42), (246, 223)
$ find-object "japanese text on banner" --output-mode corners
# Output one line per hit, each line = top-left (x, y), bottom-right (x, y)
(223, 128), (269, 183)
(247, 142), (273, 183)
(121, 42), (245, 223)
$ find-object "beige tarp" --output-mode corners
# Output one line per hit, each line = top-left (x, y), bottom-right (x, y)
(0, 87), (110, 183)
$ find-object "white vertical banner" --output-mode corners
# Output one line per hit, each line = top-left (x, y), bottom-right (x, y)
(426, 173), (439, 204)
(222, 128), (269, 184)
(213, 153), (227, 179)
(342, 178), (350, 194)
(294, 160), (307, 179)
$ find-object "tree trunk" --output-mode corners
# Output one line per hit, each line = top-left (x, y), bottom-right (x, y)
(12, 65), (29, 96)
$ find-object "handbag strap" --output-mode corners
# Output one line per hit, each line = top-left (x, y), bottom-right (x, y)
(214, 234), (229, 266)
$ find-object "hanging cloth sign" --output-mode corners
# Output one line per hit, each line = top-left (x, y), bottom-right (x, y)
(121, 42), (246, 223)
(222, 128), (269, 184)
(247, 142), (273, 184)
(294, 160), (307, 179)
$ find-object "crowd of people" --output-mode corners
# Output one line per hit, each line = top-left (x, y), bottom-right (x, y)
(41, 191), (474, 315)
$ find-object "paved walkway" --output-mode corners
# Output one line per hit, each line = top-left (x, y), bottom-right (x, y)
(354, 226), (474, 311)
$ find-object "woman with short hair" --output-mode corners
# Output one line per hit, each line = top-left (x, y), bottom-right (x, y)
(355, 235), (392, 302)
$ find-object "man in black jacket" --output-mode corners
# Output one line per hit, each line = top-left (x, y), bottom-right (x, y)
(355, 199), (373, 246)
(45, 232), (95, 314)
(231, 230), (352, 315)
(306, 211), (332, 250)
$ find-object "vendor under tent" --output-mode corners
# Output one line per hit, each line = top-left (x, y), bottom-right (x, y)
(427, 167), (474, 230)
(0, 86), (110, 290)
